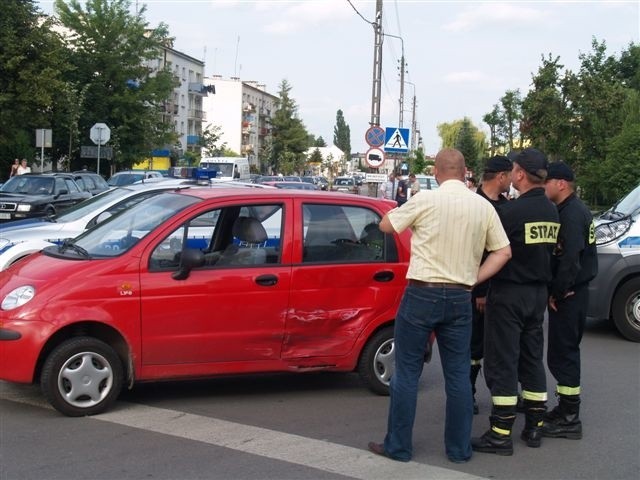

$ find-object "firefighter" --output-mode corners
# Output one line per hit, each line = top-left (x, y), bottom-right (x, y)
(470, 155), (513, 414)
(542, 162), (598, 440)
(472, 148), (560, 455)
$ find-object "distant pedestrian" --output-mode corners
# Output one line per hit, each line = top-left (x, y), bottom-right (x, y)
(542, 161), (598, 441)
(9, 158), (19, 178)
(16, 159), (31, 175)
(368, 148), (511, 463)
(409, 173), (421, 196)
(380, 173), (395, 200)
(395, 174), (408, 206)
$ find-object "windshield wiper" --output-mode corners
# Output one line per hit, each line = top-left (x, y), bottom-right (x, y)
(59, 238), (91, 258)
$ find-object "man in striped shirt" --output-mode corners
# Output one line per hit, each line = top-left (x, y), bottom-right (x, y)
(368, 148), (511, 463)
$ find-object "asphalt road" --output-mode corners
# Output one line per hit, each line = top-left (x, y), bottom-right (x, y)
(1, 317), (638, 480)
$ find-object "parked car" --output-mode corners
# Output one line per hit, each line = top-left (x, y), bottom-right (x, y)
(331, 176), (358, 194)
(0, 188), (429, 416)
(0, 173), (91, 222)
(0, 180), (199, 270)
(415, 174), (439, 190)
(588, 183), (640, 342)
(71, 171), (110, 196)
(256, 175), (284, 184)
(301, 176), (328, 190)
(262, 181), (316, 190)
(107, 170), (164, 186)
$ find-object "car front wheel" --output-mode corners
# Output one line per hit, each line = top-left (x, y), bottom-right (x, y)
(358, 326), (394, 395)
(41, 337), (124, 416)
(612, 277), (640, 342)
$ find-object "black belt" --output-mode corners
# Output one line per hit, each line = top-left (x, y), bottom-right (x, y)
(408, 279), (471, 291)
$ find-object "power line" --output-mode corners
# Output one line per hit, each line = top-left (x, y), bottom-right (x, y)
(346, 0), (375, 25)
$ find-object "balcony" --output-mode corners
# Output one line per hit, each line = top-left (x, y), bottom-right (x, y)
(187, 135), (201, 145)
(188, 109), (206, 120)
(243, 102), (256, 112)
(258, 107), (270, 117)
(188, 82), (214, 96)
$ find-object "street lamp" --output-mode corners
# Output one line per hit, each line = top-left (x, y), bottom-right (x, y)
(383, 32), (405, 128)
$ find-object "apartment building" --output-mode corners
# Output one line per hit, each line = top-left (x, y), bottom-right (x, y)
(203, 76), (278, 170)
(150, 45), (211, 155)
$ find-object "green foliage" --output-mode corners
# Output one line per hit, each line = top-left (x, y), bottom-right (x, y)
(438, 118), (486, 174)
(315, 136), (327, 147)
(53, 0), (177, 173)
(333, 109), (351, 158)
(308, 148), (324, 164)
(0, 0), (69, 176)
(200, 125), (228, 157)
(483, 105), (503, 156)
(269, 79), (309, 174)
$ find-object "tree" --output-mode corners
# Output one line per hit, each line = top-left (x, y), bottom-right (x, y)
(437, 118), (486, 174)
(200, 125), (228, 157)
(54, 0), (177, 173)
(333, 109), (351, 159)
(482, 104), (503, 156)
(269, 79), (309, 174)
(308, 147), (323, 164)
(0, 0), (70, 176)
(499, 89), (523, 151)
(315, 136), (327, 147)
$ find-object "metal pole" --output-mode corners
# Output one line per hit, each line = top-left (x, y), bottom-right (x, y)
(383, 33), (405, 129)
(97, 127), (102, 174)
(40, 130), (45, 172)
(370, 0), (383, 126)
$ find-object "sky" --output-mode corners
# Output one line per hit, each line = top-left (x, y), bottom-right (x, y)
(36, 0), (640, 156)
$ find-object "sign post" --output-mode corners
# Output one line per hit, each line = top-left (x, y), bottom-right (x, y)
(35, 129), (52, 172)
(90, 123), (111, 174)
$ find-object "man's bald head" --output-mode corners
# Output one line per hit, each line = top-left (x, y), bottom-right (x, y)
(434, 148), (466, 182)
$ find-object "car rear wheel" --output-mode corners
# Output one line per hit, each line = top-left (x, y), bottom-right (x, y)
(41, 337), (123, 416)
(612, 277), (640, 342)
(358, 326), (394, 395)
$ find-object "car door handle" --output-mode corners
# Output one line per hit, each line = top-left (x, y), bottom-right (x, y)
(373, 271), (394, 282)
(255, 274), (278, 286)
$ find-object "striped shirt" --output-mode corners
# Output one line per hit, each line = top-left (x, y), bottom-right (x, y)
(387, 179), (509, 287)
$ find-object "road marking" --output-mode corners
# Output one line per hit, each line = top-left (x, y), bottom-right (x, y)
(1, 384), (485, 480)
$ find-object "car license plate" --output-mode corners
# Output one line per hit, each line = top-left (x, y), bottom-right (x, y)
(0, 213), (11, 220)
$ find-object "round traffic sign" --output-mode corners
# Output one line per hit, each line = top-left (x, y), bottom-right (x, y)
(365, 147), (385, 168)
(365, 126), (385, 148)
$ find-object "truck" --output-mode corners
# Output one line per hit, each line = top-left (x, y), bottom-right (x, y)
(198, 157), (250, 182)
(587, 184), (640, 342)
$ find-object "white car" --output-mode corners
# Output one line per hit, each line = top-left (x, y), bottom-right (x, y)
(0, 180), (198, 270)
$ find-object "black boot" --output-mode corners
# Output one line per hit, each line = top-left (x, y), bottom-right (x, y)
(542, 394), (582, 439)
(472, 408), (516, 456)
(520, 400), (546, 448)
(470, 364), (481, 415)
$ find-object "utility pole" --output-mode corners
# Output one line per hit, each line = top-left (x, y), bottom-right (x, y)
(411, 90), (417, 150)
(370, 0), (383, 126)
(399, 50), (405, 128)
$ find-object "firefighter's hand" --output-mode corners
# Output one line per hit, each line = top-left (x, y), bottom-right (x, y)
(549, 296), (558, 312)
(475, 296), (486, 313)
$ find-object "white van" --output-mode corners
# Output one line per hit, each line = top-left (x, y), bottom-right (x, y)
(199, 157), (250, 182)
(587, 184), (640, 342)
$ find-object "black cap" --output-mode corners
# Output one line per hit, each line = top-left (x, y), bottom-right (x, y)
(514, 148), (548, 178)
(484, 155), (512, 173)
(547, 161), (575, 181)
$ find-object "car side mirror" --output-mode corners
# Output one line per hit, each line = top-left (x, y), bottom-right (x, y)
(54, 189), (69, 198)
(172, 248), (205, 280)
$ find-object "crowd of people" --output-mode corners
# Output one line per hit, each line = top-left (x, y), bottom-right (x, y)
(369, 147), (598, 463)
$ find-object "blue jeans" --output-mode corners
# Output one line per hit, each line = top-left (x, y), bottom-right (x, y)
(383, 285), (473, 462)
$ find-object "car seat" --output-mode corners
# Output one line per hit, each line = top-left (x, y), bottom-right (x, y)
(217, 216), (268, 266)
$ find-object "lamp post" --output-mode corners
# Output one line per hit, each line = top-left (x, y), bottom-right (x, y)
(405, 81), (417, 151)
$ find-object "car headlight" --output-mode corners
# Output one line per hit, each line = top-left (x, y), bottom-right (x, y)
(1, 285), (36, 310)
(595, 218), (632, 245)
(17, 204), (32, 212)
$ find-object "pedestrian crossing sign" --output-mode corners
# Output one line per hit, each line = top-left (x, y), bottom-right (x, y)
(384, 127), (410, 153)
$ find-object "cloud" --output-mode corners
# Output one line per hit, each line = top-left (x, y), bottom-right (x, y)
(260, 0), (354, 35)
(443, 2), (548, 32)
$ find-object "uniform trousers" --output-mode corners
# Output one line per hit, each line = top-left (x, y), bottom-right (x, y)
(547, 285), (589, 388)
(484, 281), (548, 399)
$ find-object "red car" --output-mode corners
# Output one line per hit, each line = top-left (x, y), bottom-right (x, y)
(0, 188), (426, 416)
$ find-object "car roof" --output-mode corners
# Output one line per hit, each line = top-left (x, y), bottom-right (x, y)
(167, 186), (377, 202)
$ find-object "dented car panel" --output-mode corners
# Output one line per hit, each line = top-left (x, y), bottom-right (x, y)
(0, 188), (412, 416)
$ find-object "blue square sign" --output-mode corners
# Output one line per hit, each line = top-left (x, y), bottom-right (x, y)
(384, 127), (410, 153)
